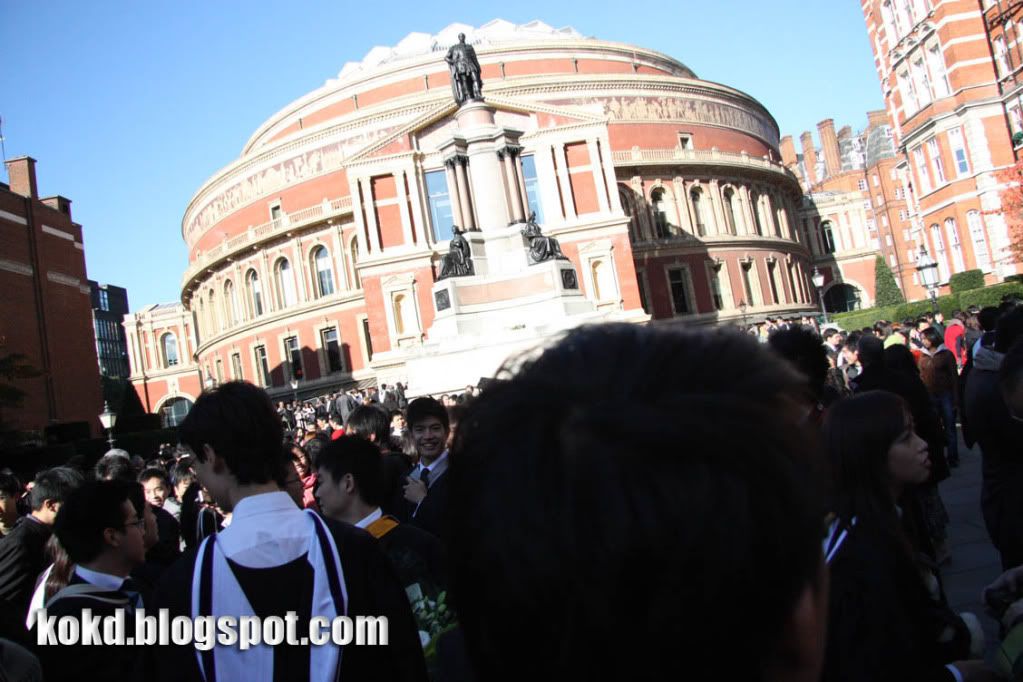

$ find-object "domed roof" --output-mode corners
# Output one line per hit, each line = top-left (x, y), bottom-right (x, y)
(330, 19), (594, 84)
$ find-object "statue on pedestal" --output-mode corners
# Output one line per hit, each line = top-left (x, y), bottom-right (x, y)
(438, 226), (474, 280)
(445, 33), (483, 105)
(521, 211), (568, 264)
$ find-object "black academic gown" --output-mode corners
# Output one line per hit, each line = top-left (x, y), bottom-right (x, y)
(0, 516), (51, 644)
(402, 473), (450, 544)
(143, 516), (427, 682)
(30, 571), (150, 682)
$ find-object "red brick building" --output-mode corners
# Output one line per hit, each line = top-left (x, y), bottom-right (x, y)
(862, 0), (1023, 296)
(129, 20), (819, 406)
(0, 157), (103, 436)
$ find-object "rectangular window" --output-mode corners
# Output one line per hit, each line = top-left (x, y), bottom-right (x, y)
(967, 211), (992, 271)
(907, 249), (916, 262)
(898, 71), (918, 113)
(930, 224), (951, 281)
(858, 179), (867, 191)
(913, 146), (931, 193)
(709, 267), (724, 310)
(520, 155), (544, 225)
(876, 194), (884, 206)
(322, 327), (343, 374)
(903, 228), (911, 240)
(667, 267), (692, 315)
(912, 58), (932, 106)
(886, 234), (894, 246)
(425, 169), (454, 242)
(677, 133), (694, 150)
(889, 253), (897, 267)
(899, 210), (907, 221)
(946, 219), (966, 272)
(862, 200), (871, 211)
(767, 262), (780, 305)
(948, 127), (970, 176)
(927, 138), (945, 185)
(231, 352), (243, 380)
(1010, 105), (1023, 136)
(254, 345), (271, 387)
(882, 215), (889, 227)
(285, 336), (303, 380)
(994, 36), (1009, 77)
(927, 42), (951, 97)
(99, 289), (110, 311)
(872, 175), (880, 187)
(215, 358), (224, 384)
(270, 204), (282, 222)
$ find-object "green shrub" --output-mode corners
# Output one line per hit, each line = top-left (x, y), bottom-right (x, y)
(892, 294), (959, 321)
(949, 270), (986, 293)
(957, 282), (1023, 309)
(833, 305), (899, 331)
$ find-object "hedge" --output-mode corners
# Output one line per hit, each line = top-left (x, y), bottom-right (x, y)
(830, 281), (1023, 330)
(949, 270), (985, 293)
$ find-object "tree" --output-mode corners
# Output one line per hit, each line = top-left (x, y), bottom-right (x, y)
(874, 255), (905, 307)
(987, 159), (1023, 264)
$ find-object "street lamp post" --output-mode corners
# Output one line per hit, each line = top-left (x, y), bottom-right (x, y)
(738, 299), (748, 329)
(98, 401), (117, 449)
(915, 245), (940, 313)
(811, 266), (828, 324)
(290, 378), (299, 405)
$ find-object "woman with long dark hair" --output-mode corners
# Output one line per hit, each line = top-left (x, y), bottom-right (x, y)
(822, 390), (990, 681)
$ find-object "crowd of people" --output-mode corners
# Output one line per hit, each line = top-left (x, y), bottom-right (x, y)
(0, 296), (1022, 681)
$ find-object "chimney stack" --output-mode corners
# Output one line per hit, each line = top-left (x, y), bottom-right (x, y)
(5, 157), (38, 200)
(780, 136), (798, 167)
(817, 119), (841, 179)
(800, 132), (819, 186)
(867, 109), (889, 130)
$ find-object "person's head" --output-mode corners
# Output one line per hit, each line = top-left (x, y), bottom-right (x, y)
(178, 381), (288, 512)
(1001, 339), (1023, 422)
(825, 391), (929, 524)
(822, 328), (841, 346)
(979, 306), (1000, 332)
(345, 405), (391, 446)
(883, 344), (919, 376)
(447, 324), (826, 682)
(170, 459), (195, 500)
(313, 436), (385, 523)
(283, 447), (305, 508)
(920, 326), (943, 351)
(29, 467), (84, 525)
(768, 327), (829, 403)
(916, 317), (929, 332)
(934, 311), (945, 323)
(139, 467), (171, 508)
(54, 480), (147, 575)
(995, 306), (1023, 354)
(95, 452), (134, 482)
(0, 472), (22, 525)
(290, 444), (310, 478)
(966, 313), (981, 331)
(390, 411), (406, 433)
(857, 334), (884, 369)
(407, 397), (450, 465)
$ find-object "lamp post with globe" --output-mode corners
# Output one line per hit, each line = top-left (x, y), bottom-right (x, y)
(915, 245), (940, 313)
(98, 402), (117, 449)
(811, 266), (828, 324)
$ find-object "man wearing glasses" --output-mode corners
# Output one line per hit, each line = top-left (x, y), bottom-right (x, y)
(32, 479), (150, 682)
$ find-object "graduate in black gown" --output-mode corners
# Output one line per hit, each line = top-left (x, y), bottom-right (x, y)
(144, 381), (426, 682)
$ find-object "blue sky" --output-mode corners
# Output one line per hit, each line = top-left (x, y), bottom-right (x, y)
(0, 1), (882, 310)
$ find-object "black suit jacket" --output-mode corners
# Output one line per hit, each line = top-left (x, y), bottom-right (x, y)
(142, 516), (427, 682)
(30, 572), (150, 682)
(403, 472), (450, 544)
(0, 517), (51, 643)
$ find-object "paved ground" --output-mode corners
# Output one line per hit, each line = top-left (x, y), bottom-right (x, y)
(938, 431), (1003, 657)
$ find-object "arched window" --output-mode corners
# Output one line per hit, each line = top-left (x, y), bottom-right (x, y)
(393, 294), (407, 336)
(224, 280), (239, 326)
(651, 188), (669, 238)
(821, 221), (837, 254)
(275, 258), (297, 308)
(619, 187), (639, 242)
(723, 188), (739, 236)
(207, 289), (218, 333)
(690, 187), (708, 237)
(161, 333), (179, 368)
(750, 191), (764, 236)
(312, 246), (335, 297)
(246, 270), (264, 317)
(159, 397), (193, 429)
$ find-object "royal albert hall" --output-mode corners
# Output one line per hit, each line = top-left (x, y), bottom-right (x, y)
(130, 19), (819, 413)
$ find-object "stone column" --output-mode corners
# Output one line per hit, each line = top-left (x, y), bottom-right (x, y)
(554, 143), (577, 221)
(396, 169), (414, 246)
(599, 138), (623, 212)
(535, 145), (564, 225)
(513, 150), (529, 218)
(740, 186), (757, 236)
(453, 155), (476, 230)
(361, 178), (382, 253)
(587, 138), (610, 213)
(292, 237), (309, 303)
(352, 178), (369, 256)
(673, 178), (694, 235)
(444, 159), (464, 228)
(332, 224), (349, 290)
(708, 180), (727, 237)
(500, 147), (525, 222)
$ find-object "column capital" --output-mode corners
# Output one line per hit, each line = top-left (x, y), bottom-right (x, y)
(444, 153), (470, 168)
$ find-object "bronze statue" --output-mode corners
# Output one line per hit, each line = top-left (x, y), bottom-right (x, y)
(445, 33), (483, 105)
(521, 211), (567, 264)
(439, 225), (474, 279)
